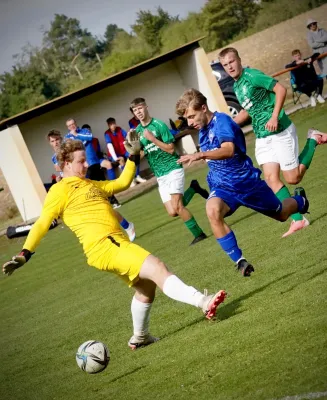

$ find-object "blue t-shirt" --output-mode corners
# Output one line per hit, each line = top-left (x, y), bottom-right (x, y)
(51, 154), (63, 177)
(199, 112), (261, 192)
(65, 128), (100, 166)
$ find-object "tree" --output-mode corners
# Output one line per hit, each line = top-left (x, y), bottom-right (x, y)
(202, 0), (259, 51)
(160, 13), (205, 53)
(132, 7), (179, 53)
(104, 24), (126, 51)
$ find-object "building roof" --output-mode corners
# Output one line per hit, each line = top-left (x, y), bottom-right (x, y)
(0, 38), (203, 131)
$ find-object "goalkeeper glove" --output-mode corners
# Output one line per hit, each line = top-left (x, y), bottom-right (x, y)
(2, 249), (33, 276)
(124, 130), (141, 155)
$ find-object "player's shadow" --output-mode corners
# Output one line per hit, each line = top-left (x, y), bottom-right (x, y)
(106, 365), (146, 383)
(217, 271), (297, 321)
(228, 210), (257, 227)
(309, 211), (327, 225)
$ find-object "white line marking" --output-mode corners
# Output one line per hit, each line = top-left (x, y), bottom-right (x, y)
(271, 391), (327, 400)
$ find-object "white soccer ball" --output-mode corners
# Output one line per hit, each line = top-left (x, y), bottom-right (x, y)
(76, 340), (110, 374)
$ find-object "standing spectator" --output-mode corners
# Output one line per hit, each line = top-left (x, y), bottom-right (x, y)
(306, 18), (327, 78)
(128, 108), (140, 129)
(47, 130), (63, 182)
(104, 117), (146, 186)
(285, 49), (325, 107)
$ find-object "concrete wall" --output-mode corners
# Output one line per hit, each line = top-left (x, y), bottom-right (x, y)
(19, 60), (187, 182)
(0, 126), (47, 221)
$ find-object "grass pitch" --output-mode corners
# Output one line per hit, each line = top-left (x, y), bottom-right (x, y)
(0, 104), (326, 400)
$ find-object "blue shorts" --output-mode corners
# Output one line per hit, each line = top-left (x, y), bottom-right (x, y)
(208, 180), (282, 217)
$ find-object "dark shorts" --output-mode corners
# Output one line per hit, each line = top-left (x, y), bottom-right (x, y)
(208, 180), (282, 217)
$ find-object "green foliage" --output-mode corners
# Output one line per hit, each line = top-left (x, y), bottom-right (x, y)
(160, 13), (205, 53)
(132, 6), (179, 53)
(104, 24), (126, 51)
(201, 0), (260, 51)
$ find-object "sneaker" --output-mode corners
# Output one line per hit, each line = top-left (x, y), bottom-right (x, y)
(307, 128), (327, 145)
(130, 179), (137, 188)
(236, 258), (254, 277)
(135, 175), (147, 183)
(294, 187), (310, 214)
(128, 334), (160, 350)
(125, 222), (136, 242)
(310, 96), (317, 107)
(316, 94), (325, 104)
(282, 216), (310, 238)
(201, 290), (227, 320)
(190, 232), (207, 245)
(190, 179), (209, 199)
(112, 203), (121, 209)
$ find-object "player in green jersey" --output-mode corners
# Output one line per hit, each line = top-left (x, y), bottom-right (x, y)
(219, 47), (327, 238)
(130, 97), (208, 245)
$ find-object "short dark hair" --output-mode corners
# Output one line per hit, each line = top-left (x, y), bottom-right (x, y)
(56, 139), (85, 170)
(218, 47), (240, 60)
(106, 118), (116, 125)
(175, 89), (207, 117)
(81, 124), (91, 130)
(47, 129), (62, 141)
(292, 49), (301, 56)
(130, 97), (146, 109)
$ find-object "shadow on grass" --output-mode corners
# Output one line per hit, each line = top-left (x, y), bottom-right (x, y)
(280, 261), (327, 295)
(106, 365), (146, 384)
(310, 212), (327, 225)
(217, 271), (297, 321)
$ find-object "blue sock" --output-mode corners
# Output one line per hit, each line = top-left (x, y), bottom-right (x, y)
(136, 165), (140, 176)
(106, 168), (116, 180)
(217, 231), (242, 263)
(292, 195), (305, 213)
(120, 218), (129, 229)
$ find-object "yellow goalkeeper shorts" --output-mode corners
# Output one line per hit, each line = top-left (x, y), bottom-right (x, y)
(87, 234), (150, 287)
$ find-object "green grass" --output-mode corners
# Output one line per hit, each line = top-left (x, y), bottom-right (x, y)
(0, 104), (327, 400)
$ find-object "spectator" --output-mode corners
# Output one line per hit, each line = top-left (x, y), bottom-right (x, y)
(306, 18), (327, 78)
(128, 108), (140, 129)
(47, 130), (63, 182)
(104, 117), (146, 186)
(285, 49), (325, 107)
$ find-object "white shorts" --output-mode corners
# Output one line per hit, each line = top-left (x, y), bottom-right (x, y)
(255, 123), (299, 171)
(157, 168), (185, 203)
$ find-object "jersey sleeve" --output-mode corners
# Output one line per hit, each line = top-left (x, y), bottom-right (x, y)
(91, 159), (136, 195)
(213, 114), (237, 144)
(121, 129), (127, 139)
(23, 184), (67, 252)
(250, 69), (277, 91)
(157, 121), (175, 144)
(104, 132), (112, 144)
(75, 128), (93, 142)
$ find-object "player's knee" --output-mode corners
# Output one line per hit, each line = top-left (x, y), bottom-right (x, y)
(206, 205), (223, 222)
(284, 175), (301, 185)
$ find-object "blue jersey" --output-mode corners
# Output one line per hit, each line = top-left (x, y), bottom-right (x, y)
(65, 128), (100, 166)
(51, 154), (63, 177)
(199, 112), (261, 192)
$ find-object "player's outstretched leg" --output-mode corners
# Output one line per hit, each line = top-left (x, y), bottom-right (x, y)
(275, 187), (309, 222)
(127, 254), (227, 350)
(206, 196), (254, 277)
(189, 180), (209, 200)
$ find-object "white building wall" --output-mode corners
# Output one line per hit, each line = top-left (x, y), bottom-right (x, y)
(19, 61), (187, 182)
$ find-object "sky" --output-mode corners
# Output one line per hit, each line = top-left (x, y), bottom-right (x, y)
(0, 0), (207, 74)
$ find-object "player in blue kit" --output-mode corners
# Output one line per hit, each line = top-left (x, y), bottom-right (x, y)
(176, 89), (309, 276)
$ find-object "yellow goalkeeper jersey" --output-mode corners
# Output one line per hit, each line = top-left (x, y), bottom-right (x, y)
(23, 160), (136, 256)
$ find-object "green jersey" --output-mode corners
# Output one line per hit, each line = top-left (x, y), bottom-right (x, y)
(136, 118), (182, 177)
(234, 68), (292, 139)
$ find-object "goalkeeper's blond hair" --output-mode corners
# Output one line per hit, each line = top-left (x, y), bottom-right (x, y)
(56, 139), (85, 170)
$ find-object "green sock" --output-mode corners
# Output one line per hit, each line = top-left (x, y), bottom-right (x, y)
(184, 216), (203, 238)
(182, 187), (195, 207)
(299, 138), (317, 169)
(276, 185), (303, 221)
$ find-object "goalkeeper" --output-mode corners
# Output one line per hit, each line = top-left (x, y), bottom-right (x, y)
(2, 133), (226, 350)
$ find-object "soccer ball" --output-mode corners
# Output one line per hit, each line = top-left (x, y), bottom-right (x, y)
(76, 340), (110, 374)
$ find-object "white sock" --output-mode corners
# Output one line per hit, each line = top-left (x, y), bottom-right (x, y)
(162, 275), (204, 308)
(131, 296), (152, 337)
